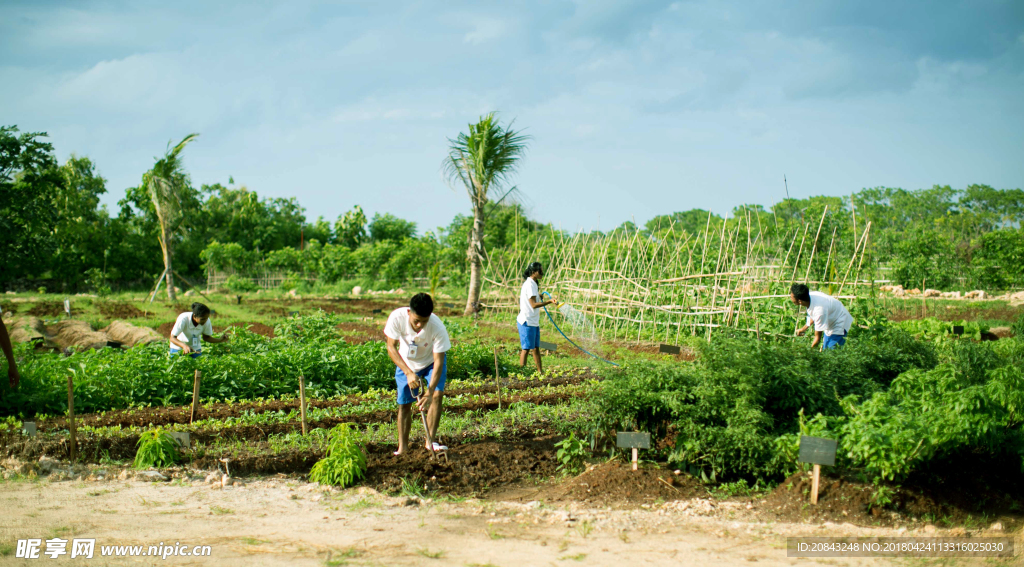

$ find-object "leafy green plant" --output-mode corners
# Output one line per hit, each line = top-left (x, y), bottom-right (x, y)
(555, 432), (588, 474)
(133, 428), (181, 469)
(309, 424), (366, 487)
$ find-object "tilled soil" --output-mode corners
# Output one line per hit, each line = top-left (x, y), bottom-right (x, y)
(553, 462), (709, 507)
(27, 300), (80, 317)
(96, 301), (148, 319)
(760, 468), (1024, 530)
(306, 298), (405, 315)
(36, 373), (595, 430)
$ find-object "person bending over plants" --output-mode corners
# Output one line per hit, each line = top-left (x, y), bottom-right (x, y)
(168, 302), (230, 358)
(790, 283), (852, 349)
(516, 262), (558, 373)
(0, 305), (19, 390)
(384, 293), (451, 455)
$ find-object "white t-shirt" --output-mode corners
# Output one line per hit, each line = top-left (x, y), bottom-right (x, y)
(383, 308), (451, 372)
(170, 312), (214, 352)
(805, 291), (852, 337)
(517, 278), (541, 327)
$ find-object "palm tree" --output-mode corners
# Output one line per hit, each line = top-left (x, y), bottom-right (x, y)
(443, 114), (530, 315)
(143, 133), (199, 300)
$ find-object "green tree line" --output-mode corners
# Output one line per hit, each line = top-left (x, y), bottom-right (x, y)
(2, 124), (1023, 293)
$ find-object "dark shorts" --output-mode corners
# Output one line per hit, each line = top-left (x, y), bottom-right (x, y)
(395, 359), (447, 405)
(517, 322), (540, 350)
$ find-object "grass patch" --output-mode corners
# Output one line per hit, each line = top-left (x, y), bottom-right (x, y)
(209, 506), (234, 515)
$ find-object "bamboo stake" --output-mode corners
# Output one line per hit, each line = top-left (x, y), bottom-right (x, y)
(803, 206), (829, 283)
(190, 370), (202, 424)
(494, 346), (502, 410)
(299, 375), (308, 435)
(67, 375), (76, 462)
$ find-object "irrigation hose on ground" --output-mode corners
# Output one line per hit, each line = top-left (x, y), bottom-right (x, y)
(540, 291), (619, 367)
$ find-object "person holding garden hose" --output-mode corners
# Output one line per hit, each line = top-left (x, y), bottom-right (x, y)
(169, 302), (230, 358)
(384, 293), (451, 455)
(790, 283), (852, 349)
(517, 262), (558, 373)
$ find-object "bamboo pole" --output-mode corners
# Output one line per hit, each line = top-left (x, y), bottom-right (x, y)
(803, 206), (829, 283)
(67, 375), (76, 462)
(494, 346), (502, 410)
(190, 370), (202, 424)
(299, 375), (308, 436)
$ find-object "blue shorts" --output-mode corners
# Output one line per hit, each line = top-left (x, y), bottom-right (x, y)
(823, 333), (846, 350)
(517, 322), (540, 350)
(169, 347), (202, 359)
(395, 358), (447, 405)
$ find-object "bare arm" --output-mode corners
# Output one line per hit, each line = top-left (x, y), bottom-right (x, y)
(0, 319), (19, 388)
(202, 332), (231, 344)
(528, 295), (556, 309)
(169, 335), (191, 352)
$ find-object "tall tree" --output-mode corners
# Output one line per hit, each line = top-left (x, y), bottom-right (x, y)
(0, 126), (61, 285)
(142, 133), (199, 300)
(443, 113), (529, 315)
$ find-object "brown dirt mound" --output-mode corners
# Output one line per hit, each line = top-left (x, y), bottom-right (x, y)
(96, 301), (147, 319)
(48, 320), (109, 351)
(555, 462), (707, 507)
(362, 437), (560, 496)
(101, 320), (163, 347)
(27, 301), (79, 317)
(760, 466), (1024, 530)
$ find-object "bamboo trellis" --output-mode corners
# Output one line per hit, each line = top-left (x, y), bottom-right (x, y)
(481, 213), (873, 345)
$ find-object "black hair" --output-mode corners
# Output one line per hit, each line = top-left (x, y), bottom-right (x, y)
(191, 302), (211, 318)
(522, 261), (543, 280)
(790, 283), (811, 303)
(409, 293), (434, 317)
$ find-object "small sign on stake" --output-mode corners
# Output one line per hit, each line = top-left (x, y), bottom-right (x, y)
(372, 309), (383, 314)
(952, 325), (965, 336)
(288, 311), (299, 317)
(616, 431), (651, 471)
(167, 432), (190, 450)
(64, 299), (71, 318)
(538, 340), (558, 352)
(658, 344), (681, 355)
(22, 422), (36, 437)
(798, 436), (838, 505)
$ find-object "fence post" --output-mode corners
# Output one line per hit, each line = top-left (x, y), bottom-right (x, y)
(67, 375), (76, 462)
(190, 370), (202, 424)
(299, 375), (308, 436)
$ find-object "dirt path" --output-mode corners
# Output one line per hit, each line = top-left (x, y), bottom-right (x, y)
(0, 477), (943, 566)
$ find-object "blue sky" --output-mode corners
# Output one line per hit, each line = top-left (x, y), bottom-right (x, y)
(2, 0), (1022, 234)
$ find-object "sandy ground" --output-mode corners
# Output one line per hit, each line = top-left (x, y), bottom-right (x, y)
(3, 475), (1002, 567)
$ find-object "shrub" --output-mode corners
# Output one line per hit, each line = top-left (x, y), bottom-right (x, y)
(309, 424), (366, 487)
(134, 428), (181, 469)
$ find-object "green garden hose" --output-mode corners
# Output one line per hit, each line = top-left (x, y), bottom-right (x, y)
(540, 292), (619, 367)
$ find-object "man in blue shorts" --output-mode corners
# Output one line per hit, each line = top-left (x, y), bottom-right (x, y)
(791, 283), (852, 350)
(384, 293), (451, 455)
(517, 262), (557, 373)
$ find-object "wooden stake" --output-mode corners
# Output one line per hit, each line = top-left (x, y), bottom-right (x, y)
(67, 375), (76, 462)
(811, 464), (821, 504)
(190, 370), (202, 424)
(299, 375), (308, 436)
(493, 347), (502, 410)
(632, 447), (638, 471)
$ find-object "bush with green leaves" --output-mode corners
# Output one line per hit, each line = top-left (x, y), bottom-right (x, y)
(309, 424), (366, 487)
(134, 428), (181, 469)
(554, 433), (589, 475)
(591, 328), (939, 483)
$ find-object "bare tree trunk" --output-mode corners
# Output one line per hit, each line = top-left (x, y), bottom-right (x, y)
(464, 204), (485, 316)
(161, 225), (176, 301)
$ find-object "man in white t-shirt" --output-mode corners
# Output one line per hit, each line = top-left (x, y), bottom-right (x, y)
(0, 305), (18, 389)
(517, 262), (557, 373)
(384, 293), (451, 455)
(790, 284), (853, 349)
(168, 302), (230, 358)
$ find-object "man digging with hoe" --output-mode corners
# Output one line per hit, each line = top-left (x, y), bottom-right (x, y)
(385, 293), (451, 455)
